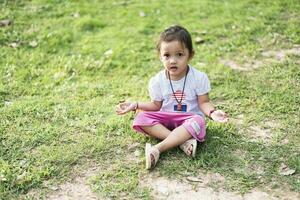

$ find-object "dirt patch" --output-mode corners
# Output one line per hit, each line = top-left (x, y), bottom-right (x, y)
(246, 119), (283, 144)
(230, 115), (283, 144)
(45, 145), (142, 200)
(231, 114), (275, 141)
(220, 45), (300, 71)
(261, 46), (300, 62)
(230, 114), (245, 126)
(45, 166), (102, 200)
(219, 59), (252, 71)
(22, 143), (298, 200)
(140, 171), (299, 200)
(248, 125), (272, 142)
(23, 143), (143, 200)
(23, 163), (107, 200)
(140, 171), (240, 200)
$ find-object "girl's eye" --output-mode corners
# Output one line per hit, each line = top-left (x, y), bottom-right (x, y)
(178, 53), (183, 57)
(163, 54), (170, 58)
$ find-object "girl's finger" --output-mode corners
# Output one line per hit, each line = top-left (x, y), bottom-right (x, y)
(220, 117), (229, 123)
(115, 106), (121, 112)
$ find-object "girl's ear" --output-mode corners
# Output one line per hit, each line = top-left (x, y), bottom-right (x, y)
(189, 50), (195, 60)
(158, 51), (164, 61)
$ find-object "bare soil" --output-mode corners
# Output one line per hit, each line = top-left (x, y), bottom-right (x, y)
(220, 45), (300, 71)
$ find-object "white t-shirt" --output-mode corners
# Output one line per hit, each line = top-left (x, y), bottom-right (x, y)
(149, 66), (211, 117)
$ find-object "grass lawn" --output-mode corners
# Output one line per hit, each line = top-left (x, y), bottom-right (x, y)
(1, 0), (299, 199)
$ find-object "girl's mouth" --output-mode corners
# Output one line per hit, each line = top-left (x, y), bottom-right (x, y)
(170, 66), (178, 71)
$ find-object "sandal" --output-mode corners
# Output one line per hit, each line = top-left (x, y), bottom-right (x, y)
(179, 139), (197, 158)
(145, 143), (160, 170)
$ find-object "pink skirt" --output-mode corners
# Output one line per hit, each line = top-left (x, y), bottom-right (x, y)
(132, 111), (206, 142)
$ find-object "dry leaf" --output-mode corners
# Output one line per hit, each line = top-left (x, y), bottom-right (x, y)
(195, 36), (205, 44)
(0, 173), (7, 182)
(4, 101), (13, 106)
(104, 49), (113, 57)
(29, 41), (38, 48)
(134, 150), (141, 157)
(282, 138), (289, 144)
(17, 172), (27, 181)
(128, 143), (140, 151)
(71, 12), (80, 18)
(49, 186), (59, 191)
(139, 11), (146, 17)
(0, 19), (13, 27)
(186, 176), (202, 182)
(199, 30), (207, 35)
(9, 42), (19, 48)
(279, 163), (296, 176)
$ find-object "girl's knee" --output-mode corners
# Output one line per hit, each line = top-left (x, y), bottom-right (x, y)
(134, 111), (150, 121)
(191, 115), (205, 126)
(183, 115), (206, 141)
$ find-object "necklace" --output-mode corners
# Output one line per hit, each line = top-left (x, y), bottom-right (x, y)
(167, 66), (189, 111)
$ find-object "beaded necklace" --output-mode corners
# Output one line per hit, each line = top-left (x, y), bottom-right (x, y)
(167, 66), (189, 111)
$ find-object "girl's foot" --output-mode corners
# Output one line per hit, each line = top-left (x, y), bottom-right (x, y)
(145, 143), (160, 170)
(179, 139), (197, 157)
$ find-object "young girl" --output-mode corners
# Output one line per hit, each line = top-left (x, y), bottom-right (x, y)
(116, 25), (228, 170)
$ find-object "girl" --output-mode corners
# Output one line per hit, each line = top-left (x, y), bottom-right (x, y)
(116, 25), (228, 170)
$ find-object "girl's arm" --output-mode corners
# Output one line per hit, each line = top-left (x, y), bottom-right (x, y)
(138, 101), (162, 111)
(198, 93), (215, 117)
(116, 100), (162, 115)
(198, 93), (229, 123)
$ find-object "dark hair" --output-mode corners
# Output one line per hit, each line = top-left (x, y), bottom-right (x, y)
(156, 25), (194, 57)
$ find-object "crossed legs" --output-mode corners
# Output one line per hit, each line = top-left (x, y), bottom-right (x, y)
(141, 124), (193, 153)
(142, 123), (197, 169)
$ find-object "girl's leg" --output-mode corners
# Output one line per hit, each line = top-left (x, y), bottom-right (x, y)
(154, 125), (192, 153)
(141, 124), (171, 140)
(141, 124), (194, 155)
(143, 124), (192, 169)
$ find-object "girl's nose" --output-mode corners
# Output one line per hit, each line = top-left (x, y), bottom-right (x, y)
(170, 56), (177, 63)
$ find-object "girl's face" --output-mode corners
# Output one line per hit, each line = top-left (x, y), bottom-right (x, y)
(159, 40), (193, 80)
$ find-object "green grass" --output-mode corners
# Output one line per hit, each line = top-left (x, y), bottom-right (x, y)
(1, 0), (300, 199)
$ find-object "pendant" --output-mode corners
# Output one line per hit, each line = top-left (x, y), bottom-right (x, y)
(177, 103), (182, 111)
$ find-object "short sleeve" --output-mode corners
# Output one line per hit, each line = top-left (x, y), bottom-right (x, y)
(148, 76), (163, 101)
(195, 73), (211, 95)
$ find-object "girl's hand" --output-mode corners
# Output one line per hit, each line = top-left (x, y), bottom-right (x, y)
(211, 110), (229, 123)
(116, 101), (137, 115)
